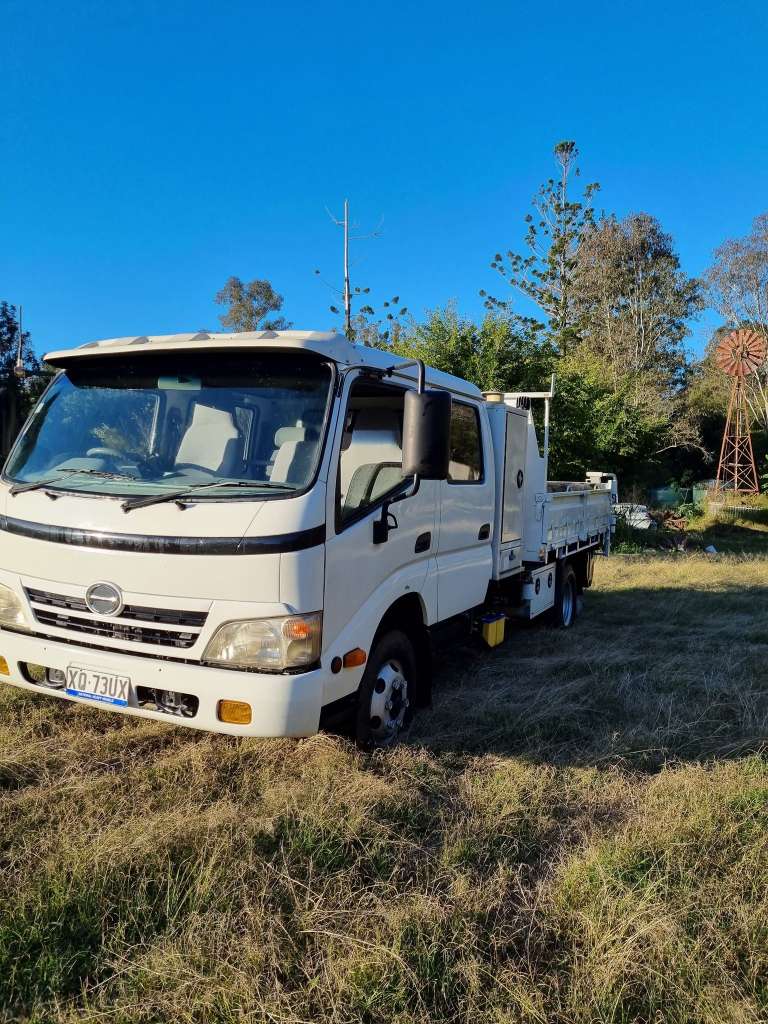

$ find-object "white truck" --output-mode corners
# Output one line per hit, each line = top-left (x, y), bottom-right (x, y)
(0, 330), (615, 746)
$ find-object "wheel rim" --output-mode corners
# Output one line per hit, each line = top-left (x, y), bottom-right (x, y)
(562, 579), (574, 625)
(368, 658), (410, 745)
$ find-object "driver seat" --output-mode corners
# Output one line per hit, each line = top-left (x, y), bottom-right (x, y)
(174, 404), (241, 475)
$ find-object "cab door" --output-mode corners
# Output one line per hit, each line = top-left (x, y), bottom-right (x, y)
(435, 400), (494, 620)
(322, 374), (438, 697)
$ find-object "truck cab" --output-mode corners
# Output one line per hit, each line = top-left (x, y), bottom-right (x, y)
(0, 330), (614, 745)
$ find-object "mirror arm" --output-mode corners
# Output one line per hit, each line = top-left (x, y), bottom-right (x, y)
(384, 359), (425, 394)
(395, 472), (420, 502)
(339, 360), (426, 393)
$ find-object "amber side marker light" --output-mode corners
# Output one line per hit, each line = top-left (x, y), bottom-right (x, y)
(342, 648), (367, 669)
(217, 699), (252, 725)
(0, 657), (9, 676)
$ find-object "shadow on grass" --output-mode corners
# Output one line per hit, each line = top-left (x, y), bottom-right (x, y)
(412, 580), (768, 771)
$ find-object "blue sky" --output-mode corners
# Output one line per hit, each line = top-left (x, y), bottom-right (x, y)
(3, 0), (767, 359)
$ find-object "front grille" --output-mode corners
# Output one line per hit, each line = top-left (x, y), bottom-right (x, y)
(26, 588), (207, 627)
(25, 587), (207, 649)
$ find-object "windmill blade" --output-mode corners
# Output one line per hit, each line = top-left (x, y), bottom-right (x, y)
(716, 328), (767, 376)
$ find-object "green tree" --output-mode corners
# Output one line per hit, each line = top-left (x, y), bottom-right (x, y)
(0, 302), (44, 454)
(388, 304), (556, 392)
(688, 327), (732, 419)
(550, 351), (669, 482)
(0, 302), (39, 379)
(574, 213), (703, 391)
(215, 277), (291, 331)
(313, 260), (409, 345)
(570, 212), (705, 465)
(483, 141), (600, 354)
(345, 293), (409, 347)
(391, 305), (685, 489)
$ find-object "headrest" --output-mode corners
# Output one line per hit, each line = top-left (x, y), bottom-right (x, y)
(274, 426), (306, 447)
(341, 407), (402, 450)
(186, 404), (237, 434)
(175, 404), (240, 472)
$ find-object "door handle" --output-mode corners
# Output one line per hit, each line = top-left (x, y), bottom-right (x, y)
(415, 531), (431, 553)
(478, 523), (490, 540)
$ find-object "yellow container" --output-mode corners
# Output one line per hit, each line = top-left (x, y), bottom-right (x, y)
(481, 614), (506, 648)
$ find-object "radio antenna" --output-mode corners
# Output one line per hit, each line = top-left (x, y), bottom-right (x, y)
(323, 200), (383, 340)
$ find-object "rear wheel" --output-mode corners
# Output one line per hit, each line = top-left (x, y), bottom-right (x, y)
(355, 630), (415, 749)
(552, 562), (578, 628)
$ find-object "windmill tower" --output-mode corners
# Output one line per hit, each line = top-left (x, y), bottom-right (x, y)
(714, 328), (766, 494)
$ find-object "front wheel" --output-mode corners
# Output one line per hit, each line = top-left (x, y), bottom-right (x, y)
(355, 630), (415, 749)
(552, 562), (578, 628)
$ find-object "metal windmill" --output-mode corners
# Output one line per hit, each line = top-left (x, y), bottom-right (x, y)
(714, 328), (767, 494)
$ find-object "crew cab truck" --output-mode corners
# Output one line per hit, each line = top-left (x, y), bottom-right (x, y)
(0, 331), (614, 746)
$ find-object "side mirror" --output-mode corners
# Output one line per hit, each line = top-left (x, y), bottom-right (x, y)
(402, 389), (451, 480)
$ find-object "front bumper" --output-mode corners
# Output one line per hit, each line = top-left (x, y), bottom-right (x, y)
(0, 628), (324, 737)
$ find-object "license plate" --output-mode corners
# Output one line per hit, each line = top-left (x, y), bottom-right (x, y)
(66, 665), (131, 707)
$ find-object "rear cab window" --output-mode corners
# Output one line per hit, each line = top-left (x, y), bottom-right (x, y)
(448, 402), (483, 483)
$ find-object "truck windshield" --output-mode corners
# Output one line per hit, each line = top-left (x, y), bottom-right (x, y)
(5, 352), (334, 500)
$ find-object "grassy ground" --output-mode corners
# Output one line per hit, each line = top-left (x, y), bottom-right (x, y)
(614, 494), (768, 556)
(1, 554), (768, 1023)
(689, 498), (768, 554)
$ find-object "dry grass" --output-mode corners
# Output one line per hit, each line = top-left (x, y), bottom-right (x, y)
(1, 554), (768, 1023)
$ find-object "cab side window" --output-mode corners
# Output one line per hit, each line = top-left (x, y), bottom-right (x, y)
(337, 380), (405, 526)
(448, 402), (483, 483)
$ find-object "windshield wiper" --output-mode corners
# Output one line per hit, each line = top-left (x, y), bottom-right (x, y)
(121, 479), (296, 512)
(9, 468), (140, 496)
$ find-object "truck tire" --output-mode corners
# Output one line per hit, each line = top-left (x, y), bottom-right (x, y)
(355, 630), (415, 749)
(552, 562), (578, 628)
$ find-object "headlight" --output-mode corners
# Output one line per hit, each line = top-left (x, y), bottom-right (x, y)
(0, 583), (31, 631)
(202, 612), (322, 671)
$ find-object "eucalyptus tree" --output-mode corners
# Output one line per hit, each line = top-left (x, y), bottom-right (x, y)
(215, 277), (291, 331)
(572, 212), (704, 458)
(574, 213), (703, 389)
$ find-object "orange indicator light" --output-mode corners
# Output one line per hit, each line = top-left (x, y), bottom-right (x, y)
(217, 699), (252, 725)
(342, 648), (367, 669)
